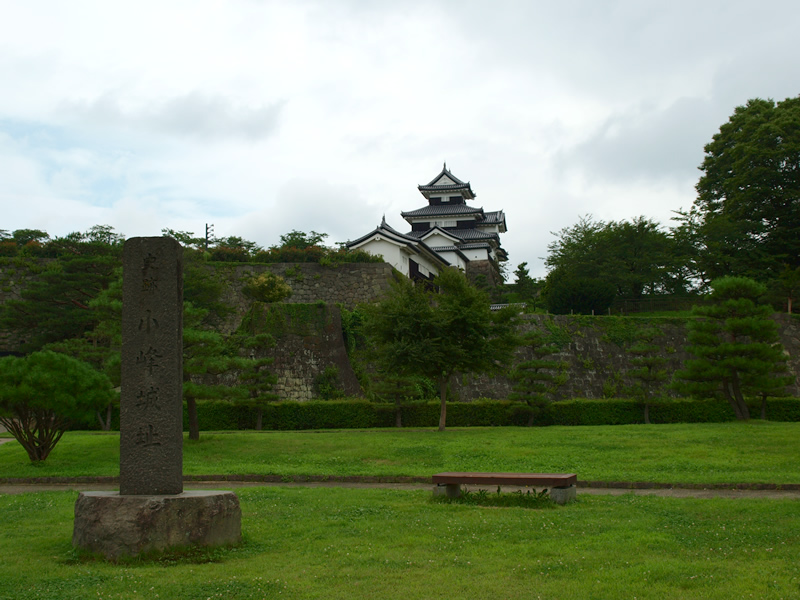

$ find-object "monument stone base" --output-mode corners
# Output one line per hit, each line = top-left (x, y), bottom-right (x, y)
(72, 490), (242, 560)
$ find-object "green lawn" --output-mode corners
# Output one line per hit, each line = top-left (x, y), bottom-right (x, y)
(2, 422), (800, 484)
(1, 487), (798, 599)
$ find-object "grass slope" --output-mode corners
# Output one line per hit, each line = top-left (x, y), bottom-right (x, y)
(2, 422), (800, 484)
(1, 487), (798, 599)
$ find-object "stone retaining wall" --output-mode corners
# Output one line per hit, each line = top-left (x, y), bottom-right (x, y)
(211, 262), (395, 334)
(451, 314), (800, 401)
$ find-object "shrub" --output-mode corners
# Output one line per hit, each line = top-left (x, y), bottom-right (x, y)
(71, 397), (800, 432)
(0, 351), (115, 461)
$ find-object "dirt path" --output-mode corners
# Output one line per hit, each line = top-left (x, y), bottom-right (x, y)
(2, 479), (799, 499)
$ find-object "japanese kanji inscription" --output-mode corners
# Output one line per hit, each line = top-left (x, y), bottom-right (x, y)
(120, 237), (183, 495)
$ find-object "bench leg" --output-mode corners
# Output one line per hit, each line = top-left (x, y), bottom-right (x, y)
(549, 485), (577, 505)
(433, 483), (462, 498)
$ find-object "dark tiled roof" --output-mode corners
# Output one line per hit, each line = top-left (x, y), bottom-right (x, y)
(483, 210), (505, 224)
(418, 164), (475, 199)
(401, 204), (484, 218)
(421, 164), (468, 187)
(405, 228), (499, 245)
(346, 219), (413, 248)
(457, 242), (493, 250)
(345, 219), (450, 267)
(429, 245), (470, 262)
(448, 228), (499, 242)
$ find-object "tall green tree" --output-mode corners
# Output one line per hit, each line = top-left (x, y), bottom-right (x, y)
(543, 215), (680, 313)
(0, 351), (115, 462)
(673, 277), (792, 420)
(363, 267), (519, 431)
(681, 96), (800, 284)
(507, 262), (542, 308)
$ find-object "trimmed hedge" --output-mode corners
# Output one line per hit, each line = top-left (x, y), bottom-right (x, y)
(73, 397), (800, 432)
(183, 397), (800, 430)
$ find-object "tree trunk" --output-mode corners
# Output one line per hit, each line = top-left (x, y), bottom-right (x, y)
(96, 403), (112, 431)
(526, 402), (537, 427)
(187, 397), (200, 440)
(760, 394), (767, 420)
(1, 410), (65, 462)
(644, 402), (651, 425)
(721, 379), (744, 420)
(730, 375), (750, 420)
(395, 401), (402, 428)
(723, 376), (750, 420)
(438, 376), (448, 432)
(256, 407), (263, 431)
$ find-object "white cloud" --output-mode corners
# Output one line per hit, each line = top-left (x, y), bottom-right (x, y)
(60, 92), (285, 141)
(0, 0), (798, 280)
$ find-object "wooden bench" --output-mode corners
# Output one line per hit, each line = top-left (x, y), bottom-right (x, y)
(432, 472), (577, 504)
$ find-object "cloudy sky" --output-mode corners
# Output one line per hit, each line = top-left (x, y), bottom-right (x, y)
(2, 0), (798, 278)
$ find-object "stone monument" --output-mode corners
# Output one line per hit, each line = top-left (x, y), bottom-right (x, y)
(73, 237), (241, 560)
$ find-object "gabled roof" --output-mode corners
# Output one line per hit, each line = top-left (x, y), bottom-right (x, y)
(417, 226), (463, 245)
(346, 217), (450, 268)
(417, 163), (476, 200)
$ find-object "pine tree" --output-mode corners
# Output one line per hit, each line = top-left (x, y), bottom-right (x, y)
(673, 277), (791, 420)
(627, 326), (668, 424)
(0, 351), (115, 462)
(233, 332), (279, 430)
(508, 330), (567, 425)
(183, 304), (242, 441)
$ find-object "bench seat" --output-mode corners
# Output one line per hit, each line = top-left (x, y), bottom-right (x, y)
(432, 472), (577, 504)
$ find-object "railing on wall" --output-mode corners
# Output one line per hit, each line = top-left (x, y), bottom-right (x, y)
(612, 296), (705, 315)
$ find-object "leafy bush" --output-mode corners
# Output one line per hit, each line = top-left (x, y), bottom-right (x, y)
(241, 272), (292, 303)
(254, 245), (327, 263)
(314, 366), (346, 400)
(431, 487), (554, 509)
(208, 245), (251, 262)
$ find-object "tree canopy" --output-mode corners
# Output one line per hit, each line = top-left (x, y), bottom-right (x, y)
(678, 96), (800, 285)
(0, 351), (115, 461)
(672, 277), (792, 420)
(362, 267), (519, 431)
(543, 215), (679, 314)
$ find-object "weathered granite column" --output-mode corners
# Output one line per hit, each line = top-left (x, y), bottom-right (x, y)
(73, 237), (241, 560)
(119, 237), (184, 495)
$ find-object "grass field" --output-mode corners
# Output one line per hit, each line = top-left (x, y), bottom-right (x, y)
(1, 487), (799, 599)
(2, 422), (800, 484)
(2, 423), (800, 599)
